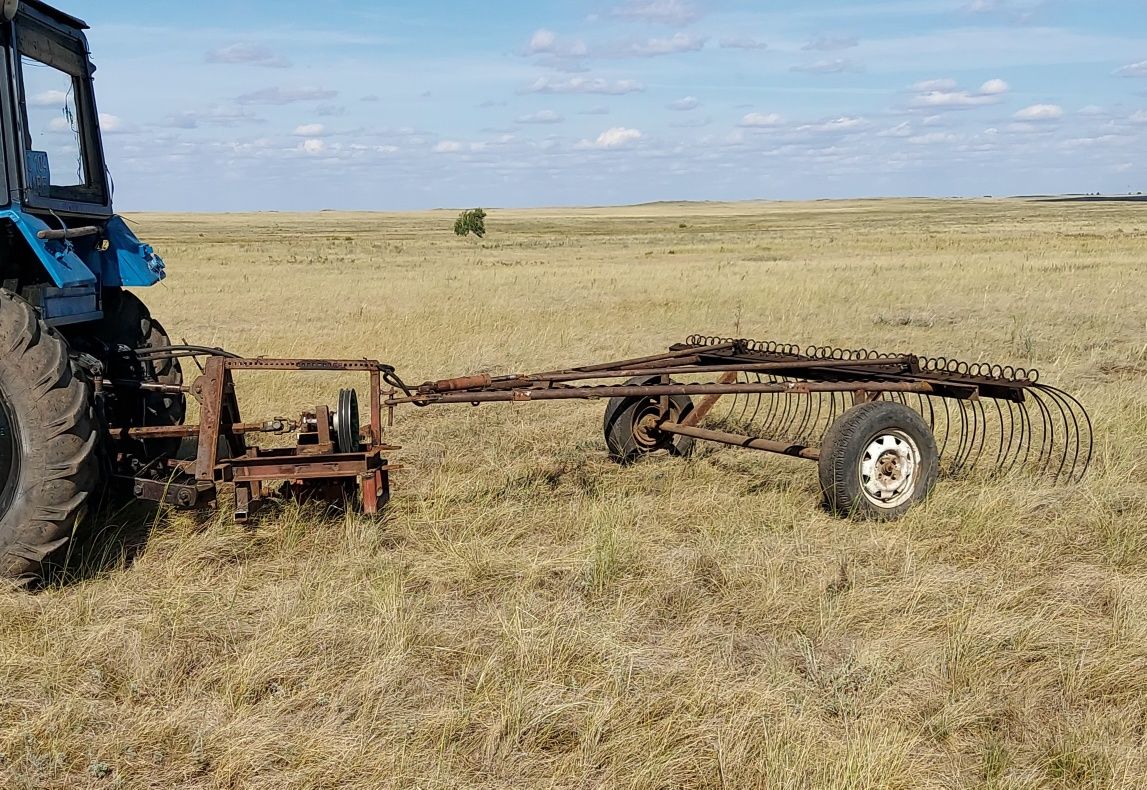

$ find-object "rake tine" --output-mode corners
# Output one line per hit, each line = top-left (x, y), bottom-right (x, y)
(965, 396), (989, 475)
(1039, 385), (1086, 483)
(998, 399), (1021, 477)
(1053, 385), (1093, 483)
(745, 373), (766, 429)
(1028, 387), (1057, 476)
(792, 386), (817, 441)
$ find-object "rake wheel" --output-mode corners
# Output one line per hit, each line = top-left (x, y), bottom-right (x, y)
(819, 401), (939, 520)
(604, 377), (695, 464)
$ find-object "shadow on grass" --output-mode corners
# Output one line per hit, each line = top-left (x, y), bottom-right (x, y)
(40, 497), (177, 589)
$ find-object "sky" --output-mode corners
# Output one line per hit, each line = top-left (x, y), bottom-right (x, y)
(57, 0), (1147, 211)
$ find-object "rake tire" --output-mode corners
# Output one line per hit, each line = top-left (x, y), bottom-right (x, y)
(0, 290), (100, 582)
(819, 401), (939, 520)
(604, 378), (695, 464)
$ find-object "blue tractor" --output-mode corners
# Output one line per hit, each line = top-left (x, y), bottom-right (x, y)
(0, 1), (184, 580)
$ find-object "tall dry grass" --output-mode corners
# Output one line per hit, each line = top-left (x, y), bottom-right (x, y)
(1, 199), (1145, 788)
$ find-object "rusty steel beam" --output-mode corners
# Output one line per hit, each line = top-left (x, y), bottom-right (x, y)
(442, 355), (920, 392)
(223, 358), (392, 372)
(391, 380), (939, 406)
(658, 421), (821, 461)
(109, 420), (298, 441)
(528, 343), (736, 379)
(681, 371), (739, 427)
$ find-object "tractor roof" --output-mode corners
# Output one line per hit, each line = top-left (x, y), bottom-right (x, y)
(22, 0), (89, 30)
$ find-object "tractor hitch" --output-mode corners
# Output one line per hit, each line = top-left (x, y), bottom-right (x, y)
(108, 355), (401, 521)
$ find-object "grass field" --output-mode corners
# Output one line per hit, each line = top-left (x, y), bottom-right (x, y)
(2, 199), (1146, 788)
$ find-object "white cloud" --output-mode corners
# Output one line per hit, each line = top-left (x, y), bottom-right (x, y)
(526, 29), (557, 55)
(610, 0), (699, 26)
(791, 59), (858, 74)
(577, 127), (643, 149)
(237, 86), (338, 105)
(523, 29), (588, 62)
(739, 112), (783, 128)
(300, 139), (326, 154)
(30, 90), (70, 107)
(908, 132), (959, 145)
(668, 96), (700, 111)
(99, 114), (128, 133)
(1013, 103), (1063, 121)
(796, 116), (868, 134)
(719, 36), (767, 50)
(522, 77), (644, 95)
(164, 105), (261, 129)
(293, 123), (327, 136)
(913, 91), (996, 108)
(1114, 60), (1147, 77)
(802, 35), (859, 52)
(909, 78), (1008, 110)
(207, 43), (291, 69)
(624, 32), (706, 56)
(913, 78), (958, 91)
(434, 140), (464, 153)
(516, 110), (564, 124)
(878, 121), (913, 138)
(1129, 110), (1147, 124)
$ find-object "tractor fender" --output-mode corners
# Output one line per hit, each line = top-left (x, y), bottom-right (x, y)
(0, 210), (166, 290)
(97, 216), (167, 288)
(0, 208), (96, 288)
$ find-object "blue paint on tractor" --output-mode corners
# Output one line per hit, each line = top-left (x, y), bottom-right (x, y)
(98, 216), (167, 288)
(1, 208), (165, 290)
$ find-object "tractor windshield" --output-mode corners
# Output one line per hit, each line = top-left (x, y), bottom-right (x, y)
(15, 17), (108, 208)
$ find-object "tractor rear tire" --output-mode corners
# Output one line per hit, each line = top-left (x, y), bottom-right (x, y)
(90, 289), (185, 459)
(0, 290), (100, 581)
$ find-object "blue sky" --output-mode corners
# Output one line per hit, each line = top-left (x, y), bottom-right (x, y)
(63, 0), (1147, 210)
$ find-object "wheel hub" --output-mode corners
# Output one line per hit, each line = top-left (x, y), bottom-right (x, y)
(859, 431), (919, 509)
(634, 409), (664, 448)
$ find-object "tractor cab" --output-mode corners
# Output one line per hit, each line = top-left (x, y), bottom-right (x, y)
(4, 0), (111, 216)
(0, 0), (163, 327)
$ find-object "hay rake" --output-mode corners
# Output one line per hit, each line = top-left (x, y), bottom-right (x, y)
(382, 335), (1092, 519)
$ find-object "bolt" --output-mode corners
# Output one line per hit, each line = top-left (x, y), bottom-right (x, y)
(177, 490), (194, 507)
(133, 483), (144, 497)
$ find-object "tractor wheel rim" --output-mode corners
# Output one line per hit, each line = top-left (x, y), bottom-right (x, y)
(859, 430), (919, 509)
(0, 383), (20, 516)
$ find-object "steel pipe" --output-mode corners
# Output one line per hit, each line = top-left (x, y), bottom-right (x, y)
(658, 421), (821, 461)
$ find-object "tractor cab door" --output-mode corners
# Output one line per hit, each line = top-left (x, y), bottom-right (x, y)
(6, 2), (111, 218)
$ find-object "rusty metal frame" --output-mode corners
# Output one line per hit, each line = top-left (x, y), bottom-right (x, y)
(109, 356), (400, 520)
(384, 334), (1072, 473)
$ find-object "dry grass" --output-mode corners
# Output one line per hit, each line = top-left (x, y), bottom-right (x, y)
(2, 198), (1146, 789)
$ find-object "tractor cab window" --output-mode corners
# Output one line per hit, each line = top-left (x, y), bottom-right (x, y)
(20, 57), (86, 188)
(15, 19), (108, 207)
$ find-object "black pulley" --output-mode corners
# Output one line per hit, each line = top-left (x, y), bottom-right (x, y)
(333, 389), (361, 453)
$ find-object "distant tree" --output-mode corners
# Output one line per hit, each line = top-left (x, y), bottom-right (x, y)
(454, 208), (487, 238)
